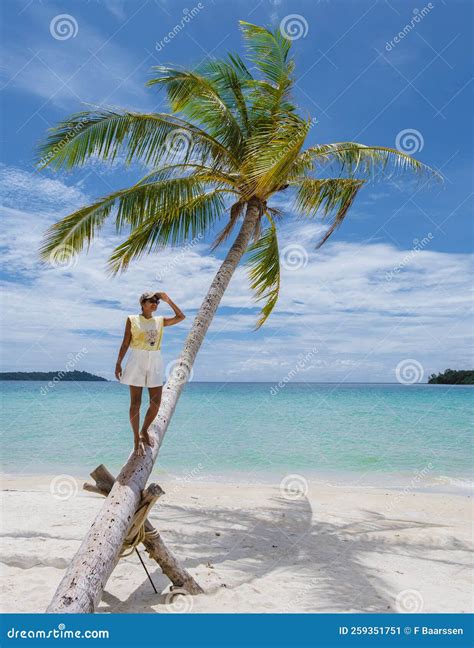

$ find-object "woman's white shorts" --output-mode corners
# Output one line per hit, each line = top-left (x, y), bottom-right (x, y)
(120, 349), (164, 388)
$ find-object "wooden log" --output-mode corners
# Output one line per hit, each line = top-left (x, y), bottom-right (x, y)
(120, 483), (164, 557)
(84, 464), (203, 594)
(142, 522), (203, 594)
(46, 204), (261, 613)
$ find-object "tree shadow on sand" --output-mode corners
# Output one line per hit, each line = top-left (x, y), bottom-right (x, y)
(100, 493), (471, 613)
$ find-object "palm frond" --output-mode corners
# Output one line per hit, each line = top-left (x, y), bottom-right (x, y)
(266, 206), (284, 221)
(228, 53), (254, 79)
(135, 163), (240, 191)
(113, 174), (219, 231)
(39, 174), (222, 263)
(147, 67), (243, 152)
(239, 21), (293, 88)
(39, 195), (115, 263)
(242, 114), (311, 197)
(209, 200), (245, 251)
(245, 217), (280, 329)
(36, 109), (237, 171)
(292, 142), (442, 182)
(200, 56), (253, 133)
(291, 177), (365, 247)
(107, 189), (229, 275)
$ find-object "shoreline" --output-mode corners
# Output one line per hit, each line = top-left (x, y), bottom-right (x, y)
(1, 470), (472, 497)
(1, 472), (472, 614)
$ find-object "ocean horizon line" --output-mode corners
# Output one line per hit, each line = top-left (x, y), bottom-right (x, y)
(1, 378), (471, 385)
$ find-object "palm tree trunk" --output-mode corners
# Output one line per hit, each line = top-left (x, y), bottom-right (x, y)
(46, 198), (262, 613)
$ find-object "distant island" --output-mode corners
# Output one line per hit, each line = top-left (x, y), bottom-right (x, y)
(0, 371), (107, 381)
(428, 369), (474, 385)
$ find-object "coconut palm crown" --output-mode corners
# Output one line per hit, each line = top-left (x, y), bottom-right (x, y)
(38, 21), (439, 328)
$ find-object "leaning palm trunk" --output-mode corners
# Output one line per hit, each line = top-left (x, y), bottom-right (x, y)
(46, 199), (261, 613)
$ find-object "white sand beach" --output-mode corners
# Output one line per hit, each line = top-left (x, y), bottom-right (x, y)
(0, 473), (472, 614)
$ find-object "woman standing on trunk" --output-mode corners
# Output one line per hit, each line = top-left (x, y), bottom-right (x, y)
(115, 291), (186, 456)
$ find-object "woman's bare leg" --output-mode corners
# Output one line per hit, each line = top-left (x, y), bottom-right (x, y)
(129, 386), (145, 456)
(140, 386), (163, 448)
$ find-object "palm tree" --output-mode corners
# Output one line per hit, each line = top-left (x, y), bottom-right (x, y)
(39, 22), (438, 612)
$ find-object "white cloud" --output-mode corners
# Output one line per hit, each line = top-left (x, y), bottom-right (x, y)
(0, 164), (87, 211)
(1, 165), (472, 382)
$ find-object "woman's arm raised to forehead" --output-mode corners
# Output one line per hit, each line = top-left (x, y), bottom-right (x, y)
(161, 294), (186, 328)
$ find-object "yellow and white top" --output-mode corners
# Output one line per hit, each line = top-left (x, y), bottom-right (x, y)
(128, 314), (164, 351)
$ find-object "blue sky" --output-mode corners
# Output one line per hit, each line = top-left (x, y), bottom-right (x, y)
(0, 0), (472, 382)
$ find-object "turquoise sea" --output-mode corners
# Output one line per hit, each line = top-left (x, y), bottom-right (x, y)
(1, 381), (472, 493)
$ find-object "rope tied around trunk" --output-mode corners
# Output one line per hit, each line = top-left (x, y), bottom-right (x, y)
(119, 484), (164, 557)
(120, 525), (161, 557)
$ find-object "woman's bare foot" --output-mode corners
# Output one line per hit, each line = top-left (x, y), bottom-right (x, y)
(141, 430), (155, 448)
(133, 439), (146, 456)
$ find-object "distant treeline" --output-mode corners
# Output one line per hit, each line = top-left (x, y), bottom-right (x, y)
(428, 369), (474, 385)
(0, 371), (107, 381)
